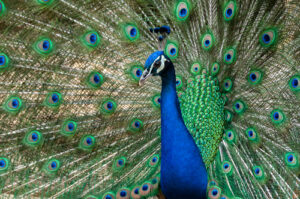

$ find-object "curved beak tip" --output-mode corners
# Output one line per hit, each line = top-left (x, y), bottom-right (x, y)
(139, 70), (152, 86)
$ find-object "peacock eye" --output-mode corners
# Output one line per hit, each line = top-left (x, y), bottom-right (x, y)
(154, 61), (161, 68)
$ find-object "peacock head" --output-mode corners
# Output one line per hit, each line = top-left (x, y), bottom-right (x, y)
(139, 51), (171, 86)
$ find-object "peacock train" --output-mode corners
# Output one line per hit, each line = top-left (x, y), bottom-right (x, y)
(0, 0), (299, 199)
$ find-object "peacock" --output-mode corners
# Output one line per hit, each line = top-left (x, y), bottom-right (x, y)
(0, 0), (299, 198)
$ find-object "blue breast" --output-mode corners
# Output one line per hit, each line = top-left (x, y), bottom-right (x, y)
(159, 62), (207, 199)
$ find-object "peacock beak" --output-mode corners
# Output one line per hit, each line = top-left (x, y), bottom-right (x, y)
(139, 69), (152, 86)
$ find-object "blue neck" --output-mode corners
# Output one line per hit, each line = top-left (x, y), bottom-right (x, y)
(160, 63), (207, 199)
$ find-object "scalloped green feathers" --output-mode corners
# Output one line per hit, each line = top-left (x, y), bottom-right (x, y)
(23, 130), (44, 147)
(223, 47), (236, 64)
(34, 37), (54, 55)
(223, 1), (237, 21)
(3, 96), (23, 113)
(0, 157), (10, 173)
(123, 23), (139, 42)
(289, 75), (299, 92)
(87, 71), (104, 88)
(45, 91), (63, 108)
(43, 159), (61, 174)
(164, 40), (179, 59)
(174, 0), (191, 21)
(79, 135), (96, 151)
(100, 99), (117, 115)
(259, 28), (278, 47)
(128, 118), (143, 132)
(81, 30), (101, 48)
(180, 73), (224, 166)
(61, 120), (77, 136)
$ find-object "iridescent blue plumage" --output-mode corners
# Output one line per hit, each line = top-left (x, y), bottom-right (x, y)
(142, 51), (208, 199)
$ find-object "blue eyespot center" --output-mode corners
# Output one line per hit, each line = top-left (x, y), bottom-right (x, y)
(52, 94), (59, 103)
(250, 73), (257, 81)
(107, 102), (113, 110)
(194, 67), (198, 71)
(213, 67), (216, 71)
(130, 28), (137, 37)
(288, 155), (294, 162)
(205, 40), (210, 46)
(248, 130), (253, 137)
(179, 8), (187, 17)
(12, 99), (19, 108)
(68, 123), (74, 131)
(273, 112), (279, 120)
(152, 157), (157, 162)
(292, 78), (298, 88)
(136, 69), (142, 77)
(263, 34), (271, 43)
(93, 74), (100, 83)
(170, 48), (176, 56)
(225, 82), (229, 87)
(0, 160), (5, 167)
(86, 137), (92, 145)
(134, 188), (139, 194)
(255, 168), (260, 174)
(157, 97), (161, 104)
(228, 132), (232, 137)
(176, 80), (180, 85)
(120, 190), (127, 197)
(105, 195), (112, 199)
(142, 184), (148, 191)
(32, 133), (38, 141)
(42, 40), (50, 50)
(51, 161), (57, 169)
(212, 189), (218, 196)
(235, 103), (240, 109)
(90, 34), (97, 44)
(224, 163), (229, 169)
(118, 159), (124, 166)
(0, 56), (5, 65)
(226, 8), (233, 17)
(226, 54), (231, 61)
(152, 179), (158, 184)
(134, 121), (140, 128)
